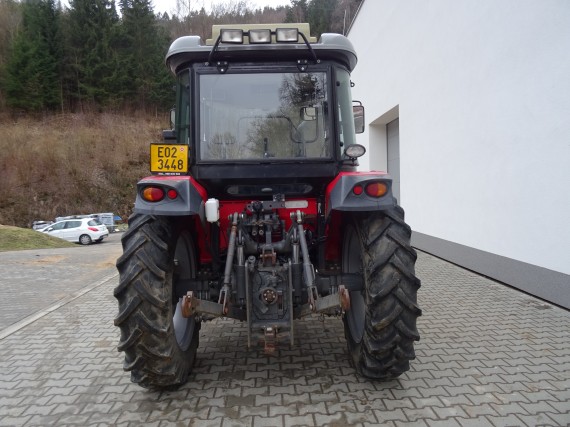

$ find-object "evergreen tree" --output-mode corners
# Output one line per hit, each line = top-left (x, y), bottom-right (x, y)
(307, 0), (338, 37)
(285, 0), (308, 23)
(2, 0), (62, 112)
(117, 0), (173, 112)
(65, 0), (119, 110)
(0, 0), (22, 73)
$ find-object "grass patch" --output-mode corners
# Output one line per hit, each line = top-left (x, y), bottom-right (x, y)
(0, 225), (76, 251)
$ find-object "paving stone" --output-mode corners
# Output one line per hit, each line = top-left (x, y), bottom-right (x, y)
(283, 414), (314, 426)
(188, 417), (222, 427)
(47, 393), (81, 406)
(384, 397), (415, 410)
(394, 420), (430, 427)
(24, 415), (58, 425)
(314, 412), (349, 426)
(298, 401), (326, 416)
(326, 400), (357, 414)
(252, 415), (284, 427)
(50, 403), (83, 416)
(255, 393), (282, 406)
(519, 390), (558, 403)
(461, 403), (500, 418)
(282, 392), (311, 405)
(2, 404), (29, 419)
(1, 250), (569, 427)
(457, 416), (496, 427)
(419, 386), (450, 398)
(488, 401), (529, 416)
(432, 405), (469, 419)
(514, 412), (558, 426)
(145, 407), (180, 424)
(268, 404), (298, 417)
(373, 408), (408, 423)
(178, 406), (209, 420)
(465, 393), (499, 406)
(426, 419), (463, 427)
(114, 409), (149, 424)
(56, 413), (92, 425)
(545, 412), (570, 426)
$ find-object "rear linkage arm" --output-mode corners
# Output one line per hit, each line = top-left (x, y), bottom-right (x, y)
(293, 210), (351, 315)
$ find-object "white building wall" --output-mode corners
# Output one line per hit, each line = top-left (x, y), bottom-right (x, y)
(348, 0), (570, 276)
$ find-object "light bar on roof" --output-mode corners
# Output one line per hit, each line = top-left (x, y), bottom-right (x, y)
(276, 28), (299, 43)
(249, 29), (271, 44)
(220, 29), (243, 44)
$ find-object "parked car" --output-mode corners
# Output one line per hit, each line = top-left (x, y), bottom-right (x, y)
(40, 218), (109, 245)
(92, 212), (117, 232)
(32, 220), (53, 230)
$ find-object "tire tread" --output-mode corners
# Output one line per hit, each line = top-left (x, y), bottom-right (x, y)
(344, 208), (422, 379)
(114, 214), (199, 388)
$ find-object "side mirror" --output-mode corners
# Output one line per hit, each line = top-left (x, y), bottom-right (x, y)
(301, 106), (317, 121)
(353, 102), (365, 134)
(162, 129), (176, 140)
(169, 108), (176, 129)
(164, 109), (177, 140)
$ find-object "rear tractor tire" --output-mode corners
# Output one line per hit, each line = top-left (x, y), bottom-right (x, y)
(343, 207), (422, 379)
(114, 214), (200, 388)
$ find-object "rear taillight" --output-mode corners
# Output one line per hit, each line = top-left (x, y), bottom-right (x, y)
(365, 182), (388, 198)
(142, 186), (165, 202)
(352, 181), (388, 198)
(88, 227), (98, 232)
(167, 189), (178, 199)
(352, 184), (363, 195)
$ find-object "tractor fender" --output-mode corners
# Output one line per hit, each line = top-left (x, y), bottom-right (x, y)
(325, 171), (395, 216)
(134, 176), (207, 217)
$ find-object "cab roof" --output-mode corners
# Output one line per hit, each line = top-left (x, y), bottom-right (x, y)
(165, 24), (358, 73)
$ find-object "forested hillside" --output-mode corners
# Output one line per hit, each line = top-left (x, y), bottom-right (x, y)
(0, 0), (362, 227)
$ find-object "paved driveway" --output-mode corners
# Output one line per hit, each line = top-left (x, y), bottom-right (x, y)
(0, 233), (122, 332)
(0, 242), (569, 426)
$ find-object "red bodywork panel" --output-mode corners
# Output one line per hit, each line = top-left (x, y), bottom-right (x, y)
(187, 171), (388, 266)
(194, 196), (320, 265)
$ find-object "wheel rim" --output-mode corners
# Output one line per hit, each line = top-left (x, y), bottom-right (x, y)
(172, 232), (196, 351)
(80, 234), (91, 245)
(343, 225), (366, 344)
(173, 300), (195, 351)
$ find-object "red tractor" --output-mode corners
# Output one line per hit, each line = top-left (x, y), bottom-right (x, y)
(114, 24), (421, 388)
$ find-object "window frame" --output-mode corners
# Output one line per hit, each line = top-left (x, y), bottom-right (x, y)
(192, 63), (334, 165)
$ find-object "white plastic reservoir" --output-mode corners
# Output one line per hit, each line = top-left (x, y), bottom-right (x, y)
(205, 198), (219, 223)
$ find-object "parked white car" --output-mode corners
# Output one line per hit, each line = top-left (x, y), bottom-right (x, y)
(32, 220), (53, 230)
(40, 218), (109, 245)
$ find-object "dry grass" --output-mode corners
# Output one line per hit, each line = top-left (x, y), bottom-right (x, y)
(0, 113), (167, 227)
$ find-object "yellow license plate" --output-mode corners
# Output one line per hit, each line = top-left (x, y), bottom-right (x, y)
(150, 144), (188, 174)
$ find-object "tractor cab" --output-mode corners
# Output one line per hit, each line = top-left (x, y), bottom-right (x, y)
(154, 24), (364, 197)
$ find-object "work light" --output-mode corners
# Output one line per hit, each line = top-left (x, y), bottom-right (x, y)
(220, 29), (243, 44)
(249, 29), (272, 44)
(344, 144), (366, 158)
(276, 28), (299, 42)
